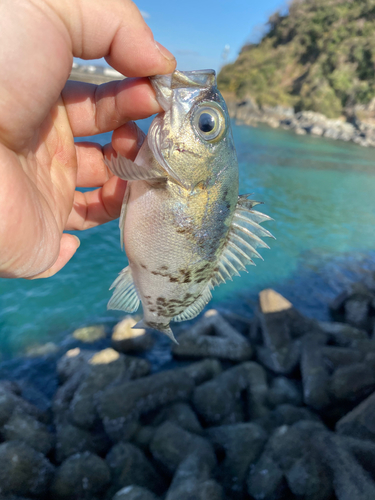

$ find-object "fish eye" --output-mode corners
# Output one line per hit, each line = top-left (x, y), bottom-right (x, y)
(192, 104), (225, 142)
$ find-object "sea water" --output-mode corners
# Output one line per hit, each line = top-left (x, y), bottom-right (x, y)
(0, 120), (375, 358)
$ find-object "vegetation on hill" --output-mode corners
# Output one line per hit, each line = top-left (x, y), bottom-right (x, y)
(218, 0), (375, 118)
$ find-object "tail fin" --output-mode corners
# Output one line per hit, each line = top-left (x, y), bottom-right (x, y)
(133, 319), (178, 344)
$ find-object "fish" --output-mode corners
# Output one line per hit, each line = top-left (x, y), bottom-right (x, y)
(105, 69), (273, 342)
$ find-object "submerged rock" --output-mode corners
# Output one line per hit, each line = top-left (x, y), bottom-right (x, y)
(151, 402), (203, 434)
(1, 413), (54, 455)
(72, 325), (106, 343)
(336, 390), (375, 441)
(172, 309), (253, 361)
(55, 422), (110, 463)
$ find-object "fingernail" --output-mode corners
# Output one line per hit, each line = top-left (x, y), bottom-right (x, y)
(155, 41), (175, 62)
(72, 235), (81, 248)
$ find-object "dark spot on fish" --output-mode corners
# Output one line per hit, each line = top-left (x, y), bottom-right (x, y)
(147, 321), (169, 331)
(149, 308), (156, 312)
(176, 227), (188, 234)
(183, 277), (191, 284)
(196, 277), (206, 283)
(160, 265), (169, 271)
(144, 296), (151, 299)
(223, 188), (228, 198)
(140, 263), (147, 270)
(157, 297), (167, 304)
(169, 277), (179, 283)
(184, 293), (192, 300)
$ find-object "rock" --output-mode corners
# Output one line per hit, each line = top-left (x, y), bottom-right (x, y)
(56, 348), (97, 382)
(131, 425), (154, 451)
(106, 442), (164, 497)
(247, 453), (286, 500)
(262, 404), (321, 432)
(51, 452), (110, 500)
(0, 441), (54, 497)
(338, 434), (375, 478)
(295, 127), (307, 135)
(336, 390), (375, 441)
(330, 283), (375, 332)
(150, 421), (215, 475)
(193, 362), (268, 425)
(0, 386), (44, 427)
(180, 358), (222, 385)
(55, 422), (110, 463)
(16, 380), (52, 415)
(321, 346), (364, 369)
(310, 125), (324, 136)
(313, 431), (375, 500)
(151, 402), (203, 434)
(112, 486), (158, 500)
(98, 369), (194, 442)
(165, 453), (223, 500)
(285, 453), (333, 500)
(255, 289), (320, 374)
(172, 310), (253, 362)
(72, 325), (106, 343)
(267, 377), (303, 408)
(26, 342), (60, 358)
(207, 423), (267, 495)
(2, 413), (54, 455)
(300, 337), (331, 410)
(69, 350), (150, 429)
(330, 363), (375, 401)
(318, 321), (368, 346)
(111, 317), (154, 353)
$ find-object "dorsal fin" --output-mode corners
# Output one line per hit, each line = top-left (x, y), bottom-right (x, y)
(210, 195), (274, 289)
(172, 286), (212, 322)
(107, 266), (140, 312)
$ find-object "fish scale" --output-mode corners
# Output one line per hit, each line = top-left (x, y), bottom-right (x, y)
(105, 69), (274, 342)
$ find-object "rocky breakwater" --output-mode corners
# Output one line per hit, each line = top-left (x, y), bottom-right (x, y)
(0, 275), (375, 499)
(225, 94), (375, 148)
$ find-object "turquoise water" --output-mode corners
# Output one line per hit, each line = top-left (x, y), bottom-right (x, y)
(1, 121), (375, 358)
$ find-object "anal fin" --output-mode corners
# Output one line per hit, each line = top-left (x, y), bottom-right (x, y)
(107, 266), (140, 312)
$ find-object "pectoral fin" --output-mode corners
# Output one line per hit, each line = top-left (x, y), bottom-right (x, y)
(107, 266), (140, 312)
(104, 153), (166, 181)
(210, 195), (274, 288)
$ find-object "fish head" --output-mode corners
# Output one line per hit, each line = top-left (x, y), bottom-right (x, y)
(149, 70), (237, 189)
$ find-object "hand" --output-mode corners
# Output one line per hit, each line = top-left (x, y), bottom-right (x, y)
(0, 0), (176, 279)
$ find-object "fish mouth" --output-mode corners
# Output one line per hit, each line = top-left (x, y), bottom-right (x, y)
(150, 69), (216, 111)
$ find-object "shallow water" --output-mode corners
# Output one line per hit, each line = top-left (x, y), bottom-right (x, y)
(1, 120), (375, 358)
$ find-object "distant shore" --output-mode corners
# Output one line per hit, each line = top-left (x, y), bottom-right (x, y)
(223, 93), (375, 149)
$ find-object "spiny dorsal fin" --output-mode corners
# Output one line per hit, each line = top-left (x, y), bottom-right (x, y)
(210, 197), (274, 289)
(172, 286), (212, 322)
(107, 266), (140, 312)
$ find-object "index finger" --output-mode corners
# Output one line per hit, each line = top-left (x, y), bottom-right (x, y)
(49, 0), (176, 77)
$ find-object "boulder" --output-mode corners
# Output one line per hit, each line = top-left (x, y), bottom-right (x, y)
(98, 369), (194, 442)
(0, 386), (44, 427)
(112, 486), (159, 500)
(165, 453), (223, 500)
(193, 362), (268, 425)
(0, 441), (54, 497)
(330, 363), (375, 401)
(247, 453), (286, 500)
(300, 337), (331, 410)
(267, 377), (303, 408)
(111, 317), (154, 353)
(1, 413), (54, 455)
(150, 421), (215, 475)
(106, 442), (165, 497)
(336, 390), (375, 441)
(180, 358), (222, 385)
(55, 422), (111, 463)
(51, 452), (110, 500)
(207, 422), (267, 495)
(172, 310), (253, 362)
(151, 402), (203, 434)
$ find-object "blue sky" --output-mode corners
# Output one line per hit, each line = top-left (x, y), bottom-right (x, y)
(76, 0), (288, 73)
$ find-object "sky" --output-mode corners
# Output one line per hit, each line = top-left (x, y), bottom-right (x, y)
(75, 0), (288, 73)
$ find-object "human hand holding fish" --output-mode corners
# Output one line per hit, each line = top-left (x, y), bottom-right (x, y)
(0, 0), (175, 279)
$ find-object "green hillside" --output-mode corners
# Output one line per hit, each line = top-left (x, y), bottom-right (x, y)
(218, 0), (375, 118)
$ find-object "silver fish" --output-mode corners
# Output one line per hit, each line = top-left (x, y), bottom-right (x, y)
(105, 69), (273, 342)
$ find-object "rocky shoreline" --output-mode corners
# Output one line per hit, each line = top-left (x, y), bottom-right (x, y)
(0, 274), (375, 499)
(224, 94), (375, 148)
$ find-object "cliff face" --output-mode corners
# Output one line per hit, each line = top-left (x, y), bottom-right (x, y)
(218, 0), (375, 118)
